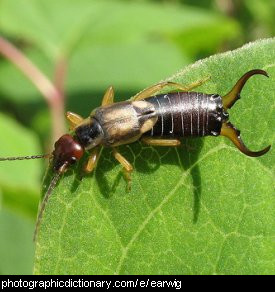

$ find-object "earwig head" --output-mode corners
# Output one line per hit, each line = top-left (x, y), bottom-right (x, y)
(52, 134), (84, 173)
(0, 133), (84, 241)
(33, 134), (84, 242)
(220, 69), (271, 157)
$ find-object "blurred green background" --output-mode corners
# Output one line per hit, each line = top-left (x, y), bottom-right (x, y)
(0, 0), (274, 274)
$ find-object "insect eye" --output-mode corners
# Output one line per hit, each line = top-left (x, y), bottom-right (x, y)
(70, 157), (77, 164)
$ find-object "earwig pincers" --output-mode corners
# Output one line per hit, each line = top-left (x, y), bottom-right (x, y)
(0, 69), (271, 240)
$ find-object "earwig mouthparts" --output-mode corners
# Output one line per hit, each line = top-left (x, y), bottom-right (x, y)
(222, 69), (269, 110)
(221, 122), (271, 157)
(57, 161), (69, 174)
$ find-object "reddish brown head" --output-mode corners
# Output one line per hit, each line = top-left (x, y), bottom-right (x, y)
(0, 133), (85, 241)
(52, 134), (84, 173)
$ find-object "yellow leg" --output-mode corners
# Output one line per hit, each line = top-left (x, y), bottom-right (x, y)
(101, 86), (115, 106)
(84, 147), (101, 173)
(133, 76), (210, 101)
(142, 137), (181, 146)
(112, 148), (133, 191)
(66, 111), (84, 130)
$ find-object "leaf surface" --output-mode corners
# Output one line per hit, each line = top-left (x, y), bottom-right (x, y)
(34, 39), (275, 275)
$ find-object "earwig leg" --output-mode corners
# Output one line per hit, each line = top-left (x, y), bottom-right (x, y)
(101, 86), (115, 106)
(222, 69), (268, 110)
(66, 111), (84, 130)
(84, 147), (101, 173)
(175, 75), (211, 91)
(133, 76), (210, 101)
(112, 149), (133, 172)
(141, 137), (181, 147)
(221, 122), (271, 157)
(112, 148), (133, 191)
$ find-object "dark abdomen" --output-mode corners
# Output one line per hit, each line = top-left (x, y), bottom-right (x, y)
(143, 92), (226, 138)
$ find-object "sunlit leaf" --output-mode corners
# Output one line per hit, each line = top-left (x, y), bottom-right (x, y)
(34, 39), (274, 275)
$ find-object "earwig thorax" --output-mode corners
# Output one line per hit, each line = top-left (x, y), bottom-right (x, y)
(74, 118), (104, 150)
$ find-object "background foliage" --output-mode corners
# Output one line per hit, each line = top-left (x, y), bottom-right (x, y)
(0, 0), (274, 274)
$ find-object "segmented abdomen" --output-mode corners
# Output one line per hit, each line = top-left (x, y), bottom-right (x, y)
(143, 92), (225, 137)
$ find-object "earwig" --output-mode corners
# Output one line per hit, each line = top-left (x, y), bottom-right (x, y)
(0, 69), (271, 241)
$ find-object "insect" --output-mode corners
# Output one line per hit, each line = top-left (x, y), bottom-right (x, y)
(0, 69), (271, 240)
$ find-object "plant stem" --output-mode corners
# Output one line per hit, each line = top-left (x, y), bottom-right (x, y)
(54, 55), (67, 98)
(0, 36), (66, 142)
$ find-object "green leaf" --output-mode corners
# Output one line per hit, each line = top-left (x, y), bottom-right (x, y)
(0, 0), (240, 57)
(244, 0), (275, 36)
(0, 114), (40, 275)
(34, 38), (274, 274)
(0, 113), (41, 217)
(0, 207), (35, 275)
(0, 0), (240, 103)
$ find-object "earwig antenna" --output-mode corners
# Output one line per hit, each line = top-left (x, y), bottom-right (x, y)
(33, 167), (64, 242)
(0, 154), (50, 161)
(221, 122), (271, 157)
(222, 69), (269, 110)
(0, 152), (56, 241)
